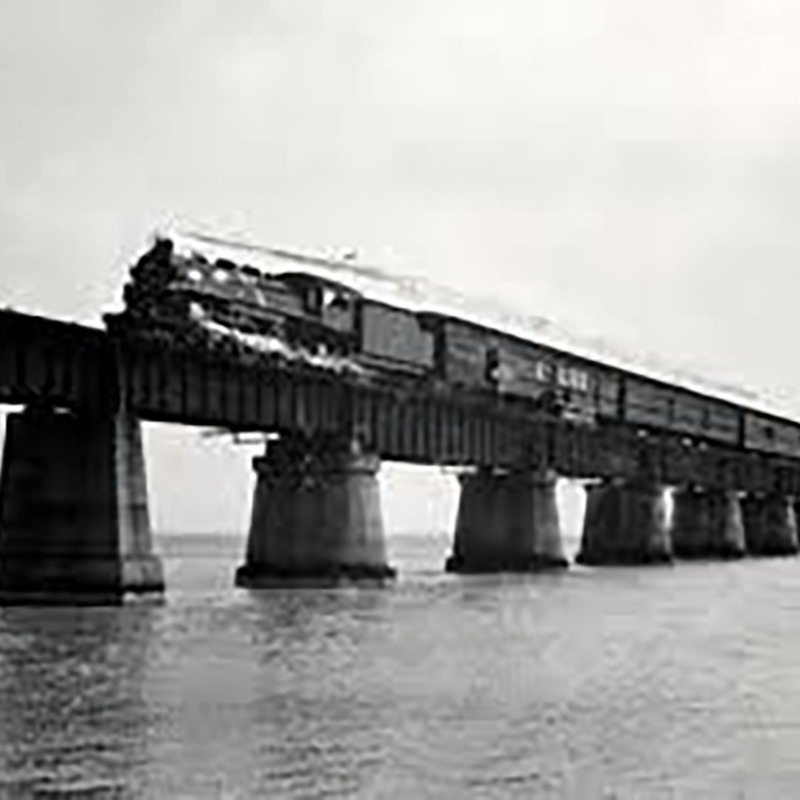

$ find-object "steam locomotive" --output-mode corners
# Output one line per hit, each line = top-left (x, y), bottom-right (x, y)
(111, 238), (800, 460)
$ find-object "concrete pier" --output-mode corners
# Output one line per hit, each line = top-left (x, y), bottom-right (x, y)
(235, 437), (395, 586)
(741, 493), (799, 556)
(670, 487), (746, 559)
(576, 479), (672, 565)
(445, 469), (568, 573)
(0, 408), (164, 604)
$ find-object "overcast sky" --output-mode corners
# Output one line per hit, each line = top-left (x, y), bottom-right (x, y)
(3, 1), (800, 535)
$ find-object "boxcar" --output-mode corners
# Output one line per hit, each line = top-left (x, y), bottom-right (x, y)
(670, 389), (741, 445)
(623, 374), (741, 446)
(623, 375), (674, 429)
(497, 341), (618, 423)
(743, 411), (800, 458)
(421, 315), (494, 389)
(421, 313), (618, 423)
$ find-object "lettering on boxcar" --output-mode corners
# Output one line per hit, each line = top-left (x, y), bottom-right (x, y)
(533, 360), (590, 392)
(535, 361), (552, 382)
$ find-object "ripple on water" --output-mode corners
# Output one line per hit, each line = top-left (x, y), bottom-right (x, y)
(2, 536), (800, 798)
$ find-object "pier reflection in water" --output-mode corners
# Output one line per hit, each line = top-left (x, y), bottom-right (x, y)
(2, 533), (800, 798)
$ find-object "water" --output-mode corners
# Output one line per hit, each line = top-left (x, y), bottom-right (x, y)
(2, 533), (800, 798)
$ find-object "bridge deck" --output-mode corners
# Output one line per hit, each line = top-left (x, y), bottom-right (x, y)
(0, 310), (114, 410)
(0, 308), (797, 495)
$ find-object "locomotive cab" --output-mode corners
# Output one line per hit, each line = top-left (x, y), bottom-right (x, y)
(276, 272), (362, 354)
(278, 273), (361, 331)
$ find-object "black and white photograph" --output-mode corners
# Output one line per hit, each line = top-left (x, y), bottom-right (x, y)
(2, 1), (800, 797)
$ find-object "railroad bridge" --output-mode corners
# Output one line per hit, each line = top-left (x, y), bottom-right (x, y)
(2, 242), (800, 603)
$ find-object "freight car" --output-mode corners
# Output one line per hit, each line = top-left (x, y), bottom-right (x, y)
(417, 313), (618, 424)
(415, 311), (800, 460)
(621, 372), (742, 447)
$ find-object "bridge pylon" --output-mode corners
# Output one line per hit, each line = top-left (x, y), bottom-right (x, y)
(741, 493), (800, 556)
(445, 468), (568, 573)
(670, 487), (746, 559)
(576, 478), (672, 565)
(0, 406), (164, 604)
(235, 435), (395, 587)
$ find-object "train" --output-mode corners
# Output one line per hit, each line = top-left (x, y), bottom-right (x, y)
(111, 237), (800, 460)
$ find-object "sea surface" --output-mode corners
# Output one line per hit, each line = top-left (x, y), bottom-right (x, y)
(3, 532), (800, 798)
